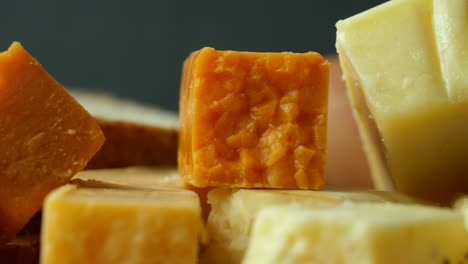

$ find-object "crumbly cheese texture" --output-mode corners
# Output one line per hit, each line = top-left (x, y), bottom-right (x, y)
(243, 204), (467, 264)
(200, 188), (414, 264)
(179, 47), (329, 189)
(336, 0), (468, 204)
(0, 42), (104, 244)
(40, 185), (202, 264)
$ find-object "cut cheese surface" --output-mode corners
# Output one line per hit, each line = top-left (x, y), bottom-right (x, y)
(243, 204), (467, 264)
(336, 0), (468, 204)
(179, 47), (329, 189)
(201, 188), (414, 264)
(41, 184), (202, 264)
(0, 42), (104, 244)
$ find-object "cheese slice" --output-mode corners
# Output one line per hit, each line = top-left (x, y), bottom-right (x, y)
(201, 188), (414, 264)
(41, 184), (203, 264)
(243, 204), (467, 264)
(336, 0), (468, 204)
(179, 47), (329, 189)
(0, 42), (104, 244)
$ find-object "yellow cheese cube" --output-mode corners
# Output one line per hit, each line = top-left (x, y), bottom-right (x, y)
(201, 188), (414, 264)
(243, 204), (467, 264)
(41, 184), (203, 264)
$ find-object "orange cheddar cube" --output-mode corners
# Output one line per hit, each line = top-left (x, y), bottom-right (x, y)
(179, 47), (329, 189)
(0, 42), (104, 244)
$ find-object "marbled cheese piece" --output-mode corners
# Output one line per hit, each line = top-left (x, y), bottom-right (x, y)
(72, 167), (211, 220)
(41, 184), (203, 264)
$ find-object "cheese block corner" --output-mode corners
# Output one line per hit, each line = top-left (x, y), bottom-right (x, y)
(243, 203), (467, 264)
(201, 188), (416, 264)
(179, 47), (329, 189)
(336, 0), (468, 204)
(0, 42), (104, 244)
(41, 184), (203, 264)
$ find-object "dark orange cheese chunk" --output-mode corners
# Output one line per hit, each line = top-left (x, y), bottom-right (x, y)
(0, 42), (105, 244)
(179, 47), (329, 189)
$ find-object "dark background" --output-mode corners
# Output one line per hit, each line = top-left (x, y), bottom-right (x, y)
(0, 0), (386, 111)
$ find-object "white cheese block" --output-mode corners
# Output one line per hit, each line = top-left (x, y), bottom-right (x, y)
(201, 188), (414, 264)
(243, 203), (467, 264)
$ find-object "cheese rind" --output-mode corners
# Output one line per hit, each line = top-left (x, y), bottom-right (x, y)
(336, 0), (468, 203)
(179, 48), (329, 189)
(243, 204), (467, 264)
(41, 184), (202, 264)
(201, 188), (414, 264)
(0, 42), (104, 244)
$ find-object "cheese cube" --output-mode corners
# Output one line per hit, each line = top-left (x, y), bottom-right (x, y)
(336, 0), (468, 204)
(0, 42), (104, 244)
(243, 204), (467, 264)
(41, 184), (202, 264)
(179, 47), (329, 189)
(201, 188), (414, 264)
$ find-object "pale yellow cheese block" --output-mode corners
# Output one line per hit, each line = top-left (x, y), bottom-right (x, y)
(40, 184), (203, 264)
(200, 188), (414, 264)
(72, 167), (211, 220)
(73, 167), (183, 190)
(243, 203), (467, 264)
(336, 0), (468, 204)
